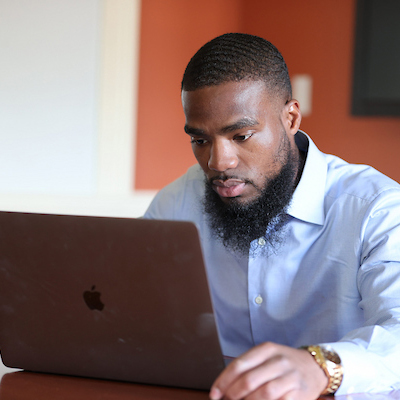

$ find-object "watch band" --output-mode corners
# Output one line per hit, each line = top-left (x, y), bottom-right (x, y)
(302, 345), (343, 395)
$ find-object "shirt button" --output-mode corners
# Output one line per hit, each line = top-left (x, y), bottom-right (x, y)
(258, 237), (266, 246)
(255, 295), (263, 305)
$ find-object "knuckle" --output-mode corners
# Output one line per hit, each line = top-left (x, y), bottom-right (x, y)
(273, 354), (291, 370)
(281, 392), (297, 400)
(260, 341), (275, 351)
(240, 375), (255, 393)
(254, 341), (276, 358)
(229, 357), (246, 374)
(258, 341), (284, 357)
(260, 382), (279, 399)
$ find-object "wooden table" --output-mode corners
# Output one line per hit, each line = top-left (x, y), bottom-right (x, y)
(0, 370), (211, 400)
(0, 364), (399, 400)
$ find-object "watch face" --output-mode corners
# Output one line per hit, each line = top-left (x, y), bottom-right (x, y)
(321, 347), (341, 364)
(330, 353), (341, 364)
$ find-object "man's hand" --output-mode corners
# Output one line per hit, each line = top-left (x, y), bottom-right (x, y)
(210, 342), (328, 400)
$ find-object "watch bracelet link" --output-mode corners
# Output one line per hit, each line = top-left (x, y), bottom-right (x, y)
(300, 345), (344, 395)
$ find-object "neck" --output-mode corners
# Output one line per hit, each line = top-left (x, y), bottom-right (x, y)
(294, 148), (306, 188)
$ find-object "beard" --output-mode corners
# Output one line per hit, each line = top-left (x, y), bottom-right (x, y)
(203, 140), (300, 256)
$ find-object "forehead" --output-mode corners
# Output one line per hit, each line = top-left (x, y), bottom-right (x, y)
(181, 80), (279, 124)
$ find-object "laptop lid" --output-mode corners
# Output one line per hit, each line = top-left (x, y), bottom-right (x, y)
(0, 211), (225, 390)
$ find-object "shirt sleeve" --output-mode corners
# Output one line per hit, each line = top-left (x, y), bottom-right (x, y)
(143, 165), (203, 222)
(143, 186), (177, 220)
(325, 188), (400, 394)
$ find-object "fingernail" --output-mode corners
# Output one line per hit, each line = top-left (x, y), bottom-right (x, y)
(209, 387), (222, 400)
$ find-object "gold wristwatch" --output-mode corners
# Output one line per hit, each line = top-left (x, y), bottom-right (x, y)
(302, 345), (343, 395)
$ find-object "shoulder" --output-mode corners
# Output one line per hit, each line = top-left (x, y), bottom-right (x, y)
(324, 154), (400, 204)
(323, 155), (400, 247)
(290, 132), (400, 225)
(143, 164), (205, 221)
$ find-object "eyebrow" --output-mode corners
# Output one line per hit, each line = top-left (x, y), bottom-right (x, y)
(184, 117), (259, 136)
(184, 125), (204, 136)
(220, 117), (259, 133)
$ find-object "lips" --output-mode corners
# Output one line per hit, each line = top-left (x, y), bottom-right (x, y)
(212, 179), (246, 198)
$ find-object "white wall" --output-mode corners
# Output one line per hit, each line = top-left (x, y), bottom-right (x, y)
(0, 0), (155, 217)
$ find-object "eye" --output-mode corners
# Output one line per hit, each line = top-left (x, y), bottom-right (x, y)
(234, 133), (253, 142)
(190, 137), (208, 146)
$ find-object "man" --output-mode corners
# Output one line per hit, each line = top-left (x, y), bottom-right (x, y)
(144, 33), (400, 399)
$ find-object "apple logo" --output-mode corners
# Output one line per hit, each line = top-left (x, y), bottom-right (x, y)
(83, 285), (104, 311)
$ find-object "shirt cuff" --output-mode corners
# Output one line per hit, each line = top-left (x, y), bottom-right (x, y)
(322, 341), (400, 395)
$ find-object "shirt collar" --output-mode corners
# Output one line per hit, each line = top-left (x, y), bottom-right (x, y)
(287, 131), (327, 225)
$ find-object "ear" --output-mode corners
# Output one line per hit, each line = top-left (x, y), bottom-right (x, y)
(281, 99), (301, 136)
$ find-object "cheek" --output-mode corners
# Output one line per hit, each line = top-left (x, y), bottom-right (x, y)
(192, 146), (209, 169)
(247, 149), (282, 184)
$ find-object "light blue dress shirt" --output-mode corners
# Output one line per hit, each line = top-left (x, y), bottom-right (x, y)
(144, 131), (400, 394)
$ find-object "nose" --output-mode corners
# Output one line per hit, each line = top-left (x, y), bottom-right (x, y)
(207, 140), (238, 172)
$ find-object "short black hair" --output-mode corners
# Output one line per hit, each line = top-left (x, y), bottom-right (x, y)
(181, 33), (292, 101)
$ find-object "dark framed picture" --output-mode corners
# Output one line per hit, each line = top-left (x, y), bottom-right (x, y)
(352, 0), (400, 116)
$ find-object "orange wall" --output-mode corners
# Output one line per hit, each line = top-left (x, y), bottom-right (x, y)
(242, 0), (400, 179)
(135, 0), (243, 190)
(136, 0), (400, 190)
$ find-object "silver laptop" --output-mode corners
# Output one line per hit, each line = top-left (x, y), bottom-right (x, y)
(0, 211), (225, 390)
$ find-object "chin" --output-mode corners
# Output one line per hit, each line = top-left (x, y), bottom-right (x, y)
(220, 194), (259, 207)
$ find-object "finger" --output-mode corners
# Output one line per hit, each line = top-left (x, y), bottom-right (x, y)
(211, 343), (278, 398)
(245, 370), (299, 400)
(223, 354), (292, 400)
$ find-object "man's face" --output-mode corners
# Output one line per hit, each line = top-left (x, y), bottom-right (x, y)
(182, 80), (300, 206)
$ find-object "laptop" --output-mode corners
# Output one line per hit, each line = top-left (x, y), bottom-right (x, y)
(0, 211), (225, 390)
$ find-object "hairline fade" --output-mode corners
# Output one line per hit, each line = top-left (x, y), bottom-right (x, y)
(181, 33), (292, 103)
